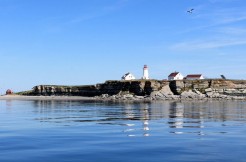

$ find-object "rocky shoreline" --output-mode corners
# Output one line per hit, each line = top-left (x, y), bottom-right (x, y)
(94, 90), (246, 101)
(1, 92), (246, 102)
(0, 95), (97, 101)
(16, 79), (246, 101)
(1, 95), (245, 102)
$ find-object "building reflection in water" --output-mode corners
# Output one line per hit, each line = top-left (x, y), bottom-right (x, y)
(28, 100), (246, 136)
(0, 100), (13, 111)
(123, 103), (136, 136)
(123, 103), (151, 137)
(124, 103), (136, 119)
(6, 100), (13, 110)
(31, 100), (74, 124)
(140, 104), (150, 136)
(169, 102), (184, 129)
(168, 101), (205, 135)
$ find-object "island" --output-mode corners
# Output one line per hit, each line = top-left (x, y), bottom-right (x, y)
(14, 79), (246, 101)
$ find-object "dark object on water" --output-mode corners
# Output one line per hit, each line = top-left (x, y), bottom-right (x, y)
(187, 8), (194, 13)
(221, 75), (226, 80)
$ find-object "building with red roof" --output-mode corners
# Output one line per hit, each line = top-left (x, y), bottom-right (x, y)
(185, 74), (204, 80)
(6, 89), (13, 95)
(168, 72), (184, 80)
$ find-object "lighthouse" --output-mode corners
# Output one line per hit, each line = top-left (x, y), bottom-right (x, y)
(142, 65), (149, 79)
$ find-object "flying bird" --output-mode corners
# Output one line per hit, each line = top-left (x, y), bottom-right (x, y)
(187, 8), (194, 14)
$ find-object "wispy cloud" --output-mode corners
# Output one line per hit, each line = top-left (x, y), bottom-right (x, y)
(210, 9), (246, 24)
(38, 0), (129, 33)
(217, 27), (246, 35)
(170, 38), (246, 51)
(209, 0), (240, 3)
(70, 0), (128, 24)
(171, 3), (246, 51)
(70, 13), (103, 24)
(103, 0), (129, 12)
(182, 6), (246, 33)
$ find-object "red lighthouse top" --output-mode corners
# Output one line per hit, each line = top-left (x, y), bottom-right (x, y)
(144, 65), (148, 68)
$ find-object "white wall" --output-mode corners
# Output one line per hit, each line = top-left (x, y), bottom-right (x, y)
(122, 74), (136, 80)
(168, 73), (184, 80)
(186, 76), (204, 80)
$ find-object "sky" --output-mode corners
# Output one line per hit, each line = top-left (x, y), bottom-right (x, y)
(1, 0), (246, 93)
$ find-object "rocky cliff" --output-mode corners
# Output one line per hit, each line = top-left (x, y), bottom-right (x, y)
(26, 80), (165, 96)
(168, 79), (246, 100)
(23, 79), (246, 100)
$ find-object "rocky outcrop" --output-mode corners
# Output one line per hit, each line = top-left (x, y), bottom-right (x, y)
(169, 79), (246, 100)
(27, 80), (166, 97)
(30, 85), (101, 97)
(23, 79), (246, 100)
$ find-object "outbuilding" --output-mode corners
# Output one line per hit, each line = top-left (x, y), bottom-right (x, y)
(185, 74), (204, 80)
(168, 72), (184, 80)
(6, 89), (13, 95)
(121, 72), (136, 80)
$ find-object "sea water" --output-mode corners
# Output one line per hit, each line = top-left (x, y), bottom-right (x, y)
(0, 100), (246, 162)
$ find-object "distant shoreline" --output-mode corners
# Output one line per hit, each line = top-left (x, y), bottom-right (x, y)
(1, 94), (246, 102)
(0, 95), (97, 101)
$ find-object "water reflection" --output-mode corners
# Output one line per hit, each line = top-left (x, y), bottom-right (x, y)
(141, 104), (150, 136)
(0, 100), (13, 110)
(7, 100), (246, 136)
(168, 102), (206, 135)
(1, 100), (246, 162)
(124, 104), (151, 137)
(169, 102), (184, 129)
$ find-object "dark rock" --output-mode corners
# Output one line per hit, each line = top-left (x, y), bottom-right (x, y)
(22, 79), (246, 100)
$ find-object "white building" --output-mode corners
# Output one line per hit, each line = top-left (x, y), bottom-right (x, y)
(121, 72), (136, 80)
(168, 72), (184, 80)
(142, 65), (149, 79)
(185, 74), (204, 80)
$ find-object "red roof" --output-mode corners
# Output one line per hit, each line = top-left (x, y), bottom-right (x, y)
(168, 72), (179, 77)
(186, 74), (202, 78)
(6, 89), (13, 95)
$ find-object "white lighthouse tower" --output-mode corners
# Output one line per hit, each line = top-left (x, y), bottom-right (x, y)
(142, 65), (149, 79)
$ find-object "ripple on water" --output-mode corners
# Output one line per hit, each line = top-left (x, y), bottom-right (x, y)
(0, 100), (246, 161)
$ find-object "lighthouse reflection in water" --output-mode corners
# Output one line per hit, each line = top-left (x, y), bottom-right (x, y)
(122, 101), (207, 137)
(12, 100), (246, 137)
(1, 100), (246, 162)
(123, 103), (150, 137)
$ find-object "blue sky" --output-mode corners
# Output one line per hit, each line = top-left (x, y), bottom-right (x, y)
(1, 0), (246, 92)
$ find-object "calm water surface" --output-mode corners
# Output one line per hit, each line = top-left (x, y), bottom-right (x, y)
(0, 100), (246, 162)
